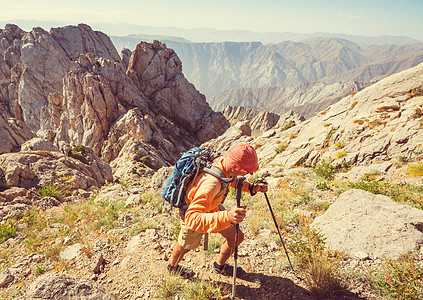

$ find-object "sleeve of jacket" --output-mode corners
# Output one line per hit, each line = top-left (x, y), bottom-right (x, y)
(184, 175), (232, 233)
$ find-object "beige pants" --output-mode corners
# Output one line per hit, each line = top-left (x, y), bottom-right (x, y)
(178, 220), (204, 250)
(178, 204), (227, 250)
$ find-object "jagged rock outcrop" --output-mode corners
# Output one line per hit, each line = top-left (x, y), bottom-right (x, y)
(17, 272), (113, 300)
(0, 136), (111, 220)
(0, 23), (229, 183)
(0, 112), (34, 154)
(222, 106), (280, 132)
(222, 105), (305, 134)
(127, 40), (228, 142)
(312, 189), (423, 259)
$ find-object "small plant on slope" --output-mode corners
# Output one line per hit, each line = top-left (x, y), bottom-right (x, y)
(156, 274), (181, 299)
(0, 220), (17, 244)
(408, 162), (423, 177)
(184, 279), (228, 299)
(314, 159), (338, 180)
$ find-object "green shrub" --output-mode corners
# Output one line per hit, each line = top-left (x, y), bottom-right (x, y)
(360, 171), (381, 182)
(335, 150), (347, 159)
(34, 264), (46, 275)
(335, 141), (345, 149)
(156, 274), (181, 299)
(413, 106), (423, 119)
(37, 175), (75, 201)
(292, 228), (342, 298)
(281, 120), (296, 131)
(0, 177), (9, 192)
(68, 144), (88, 164)
(139, 155), (155, 169)
(316, 181), (330, 191)
(398, 155), (409, 164)
(369, 254), (423, 300)
(326, 128), (337, 140)
(0, 220), (17, 243)
(184, 279), (227, 299)
(407, 88), (423, 100)
(305, 251), (341, 299)
(38, 185), (64, 201)
(291, 229), (326, 266)
(314, 159), (338, 180)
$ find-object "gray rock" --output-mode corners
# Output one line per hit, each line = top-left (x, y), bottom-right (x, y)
(125, 194), (141, 207)
(126, 236), (141, 253)
(60, 243), (84, 261)
(0, 151), (112, 190)
(0, 269), (14, 287)
(21, 138), (59, 152)
(94, 184), (129, 204)
(17, 272), (113, 300)
(312, 189), (423, 259)
(91, 253), (105, 274)
(242, 62), (423, 170)
(93, 238), (111, 251)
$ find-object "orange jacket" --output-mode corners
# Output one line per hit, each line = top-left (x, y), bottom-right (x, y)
(183, 156), (251, 233)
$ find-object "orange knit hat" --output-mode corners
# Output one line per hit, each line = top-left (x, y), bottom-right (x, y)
(224, 142), (259, 174)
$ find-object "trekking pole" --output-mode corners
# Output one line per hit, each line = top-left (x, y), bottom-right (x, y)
(256, 179), (300, 279)
(232, 176), (245, 300)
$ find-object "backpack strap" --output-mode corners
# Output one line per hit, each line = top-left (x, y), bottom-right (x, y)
(203, 166), (235, 199)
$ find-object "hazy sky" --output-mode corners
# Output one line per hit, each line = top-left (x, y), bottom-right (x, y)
(1, 0), (423, 40)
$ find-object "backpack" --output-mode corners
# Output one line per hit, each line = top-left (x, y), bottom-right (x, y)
(161, 147), (234, 210)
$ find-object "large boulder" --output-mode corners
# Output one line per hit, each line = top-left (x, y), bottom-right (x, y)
(312, 189), (423, 259)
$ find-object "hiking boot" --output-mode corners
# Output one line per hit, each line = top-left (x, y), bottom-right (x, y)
(167, 264), (195, 279)
(213, 262), (244, 276)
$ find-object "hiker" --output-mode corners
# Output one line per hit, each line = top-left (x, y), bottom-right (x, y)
(167, 142), (268, 278)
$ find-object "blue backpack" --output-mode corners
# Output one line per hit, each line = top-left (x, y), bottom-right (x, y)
(161, 147), (233, 210)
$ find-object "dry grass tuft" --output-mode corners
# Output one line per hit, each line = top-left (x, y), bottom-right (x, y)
(305, 252), (341, 299)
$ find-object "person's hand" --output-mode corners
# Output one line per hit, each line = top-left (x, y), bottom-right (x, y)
(227, 205), (247, 224)
(253, 181), (268, 194)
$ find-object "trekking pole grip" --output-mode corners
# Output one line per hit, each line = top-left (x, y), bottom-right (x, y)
(234, 176), (245, 207)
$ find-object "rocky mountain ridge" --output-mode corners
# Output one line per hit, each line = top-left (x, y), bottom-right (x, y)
(221, 105), (305, 133)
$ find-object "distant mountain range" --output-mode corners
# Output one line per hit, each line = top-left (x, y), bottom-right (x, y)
(210, 81), (368, 119)
(112, 37), (423, 102)
(2, 19), (422, 45)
